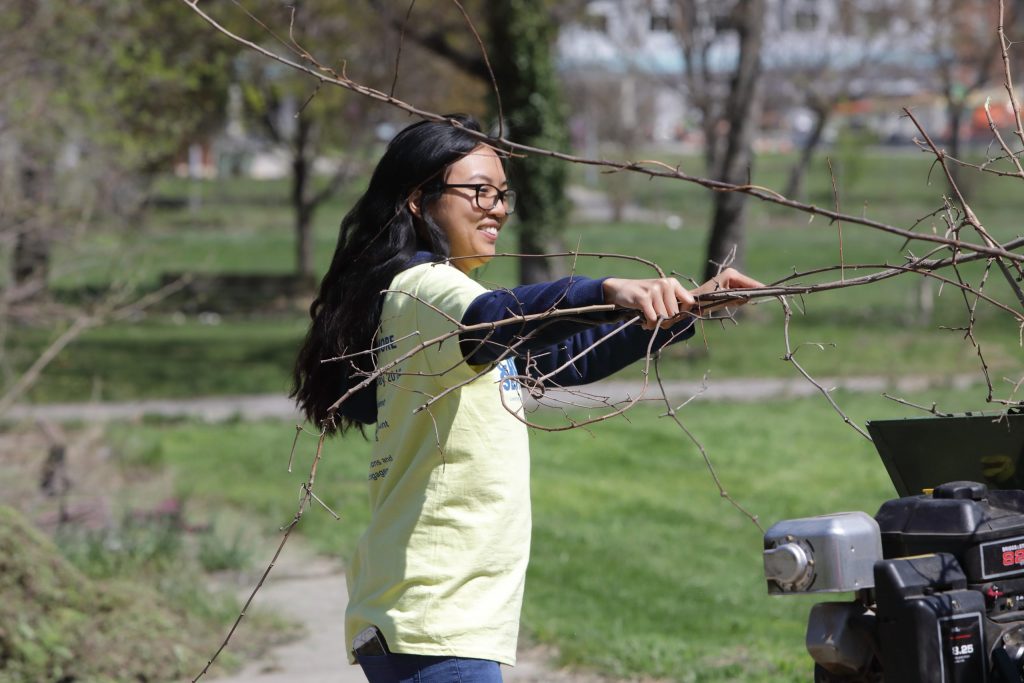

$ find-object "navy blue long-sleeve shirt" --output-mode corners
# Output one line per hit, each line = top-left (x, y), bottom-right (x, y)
(339, 253), (696, 424)
(458, 274), (696, 386)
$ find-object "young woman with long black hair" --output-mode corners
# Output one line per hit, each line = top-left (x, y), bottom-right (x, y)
(292, 115), (761, 683)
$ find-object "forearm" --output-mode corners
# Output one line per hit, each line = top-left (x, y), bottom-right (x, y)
(520, 316), (695, 386)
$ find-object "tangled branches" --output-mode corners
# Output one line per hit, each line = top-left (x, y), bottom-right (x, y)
(180, 1), (1024, 678)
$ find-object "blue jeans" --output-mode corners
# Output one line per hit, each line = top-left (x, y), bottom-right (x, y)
(357, 652), (503, 683)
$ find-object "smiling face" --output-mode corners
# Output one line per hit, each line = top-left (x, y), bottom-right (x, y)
(429, 145), (509, 273)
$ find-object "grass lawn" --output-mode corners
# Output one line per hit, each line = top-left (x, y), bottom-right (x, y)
(10, 318), (307, 403)
(107, 387), (993, 682)
(8, 147), (1022, 404)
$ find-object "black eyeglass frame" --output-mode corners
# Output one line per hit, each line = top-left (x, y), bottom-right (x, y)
(441, 183), (517, 214)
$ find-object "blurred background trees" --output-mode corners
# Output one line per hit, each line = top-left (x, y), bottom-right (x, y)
(232, 0), (434, 279)
(10, 0), (1020, 302)
(1, 1), (230, 303)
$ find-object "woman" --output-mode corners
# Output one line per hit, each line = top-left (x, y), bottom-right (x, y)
(292, 115), (761, 683)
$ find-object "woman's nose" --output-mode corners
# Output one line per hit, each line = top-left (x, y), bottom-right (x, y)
(488, 198), (508, 218)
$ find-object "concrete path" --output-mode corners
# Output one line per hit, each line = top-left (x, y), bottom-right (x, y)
(568, 185), (665, 224)
(6, 373), (982, 425)
(212, 552), (359, 683)
(210, 545), (620, 683)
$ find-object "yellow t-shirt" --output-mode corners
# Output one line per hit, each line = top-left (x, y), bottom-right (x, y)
(345, 261), (530, 666)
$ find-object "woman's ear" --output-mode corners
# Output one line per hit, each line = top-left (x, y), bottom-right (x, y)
(408, 190), (423, 218)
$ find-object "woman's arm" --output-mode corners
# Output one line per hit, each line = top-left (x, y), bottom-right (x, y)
(458, 268), (763, 385)
(515, 316), (695, 386)
(458, 275), (621, 364)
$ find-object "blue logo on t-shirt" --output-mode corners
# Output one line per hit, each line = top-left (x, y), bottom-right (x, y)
(497, 359), (520, 393)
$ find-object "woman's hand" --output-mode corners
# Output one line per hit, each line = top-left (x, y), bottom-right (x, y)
(603, 268), (763, 330)
(688, 267), (764, 314)
(602, 277), (695, 330)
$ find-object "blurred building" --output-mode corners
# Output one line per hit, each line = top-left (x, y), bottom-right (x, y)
(556, 0), (953, 147)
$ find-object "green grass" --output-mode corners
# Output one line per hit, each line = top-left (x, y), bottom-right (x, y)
(51, 174), (367, 290)
(9, 148), (1023, 404)
(106, 387), (996, 682)
(10, 318), (307, 403)
(14, 147), (1021, 680)
(109, 420), (375, 561)
(13, 301), (1019, 404)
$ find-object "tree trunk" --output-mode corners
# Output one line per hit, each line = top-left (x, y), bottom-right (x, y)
(705, 191), (748, 279)
(13, 231), (49, 287)
(13, 161), (51, 294)
(784, 104), (830, 200)
(292, 118), (315, 278)
(485, 0), (570, 284)
(946, 98), (967, 195)
(702, 0), (764, 282)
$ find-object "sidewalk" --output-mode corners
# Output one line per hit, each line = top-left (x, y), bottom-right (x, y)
(209, 544), (621, 683)
(5, 373), (983, 424)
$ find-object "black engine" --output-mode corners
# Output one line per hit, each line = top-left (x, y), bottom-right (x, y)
(764, 413), (1024, 682)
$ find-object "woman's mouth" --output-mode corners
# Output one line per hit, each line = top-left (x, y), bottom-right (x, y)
(479, 225), (500, 240)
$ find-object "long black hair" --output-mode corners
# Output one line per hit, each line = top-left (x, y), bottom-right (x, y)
(291, 114), (484, 435)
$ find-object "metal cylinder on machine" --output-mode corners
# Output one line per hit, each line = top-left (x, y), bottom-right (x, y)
(763, 511), (882, 595)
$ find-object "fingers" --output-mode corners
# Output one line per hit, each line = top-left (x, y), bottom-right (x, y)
(601, 270), (763, 328)
(635, 281), (671, 330)
(716, 267), (764, 290)
(689, 268), (764, 314)
(673, 280), (696, 309)
(603, 277), (696, 330)
(639, 300), (661, 330)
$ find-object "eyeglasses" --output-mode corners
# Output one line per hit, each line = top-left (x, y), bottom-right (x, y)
(442, 183), (517, 214)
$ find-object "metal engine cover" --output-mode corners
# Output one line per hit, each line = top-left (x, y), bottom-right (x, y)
(876, 481), (1024, 583)
(764, 511), (882, 594)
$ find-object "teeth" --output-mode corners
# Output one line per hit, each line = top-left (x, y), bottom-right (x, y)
(481, 227), (498, 237)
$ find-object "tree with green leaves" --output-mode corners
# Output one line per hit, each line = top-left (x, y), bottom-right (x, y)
(0, 2), (233, 413)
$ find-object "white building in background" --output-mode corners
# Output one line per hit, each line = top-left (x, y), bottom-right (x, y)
(556, 0), (939, 144)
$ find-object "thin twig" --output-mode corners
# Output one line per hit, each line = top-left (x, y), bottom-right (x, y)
(389, 0), (416, 98)
(780, 297), (872, 441)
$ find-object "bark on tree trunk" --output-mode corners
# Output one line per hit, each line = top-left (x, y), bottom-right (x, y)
(705, 191), (748, 278)
(13, 231), (49, 286)
(702, 0), (764, 282)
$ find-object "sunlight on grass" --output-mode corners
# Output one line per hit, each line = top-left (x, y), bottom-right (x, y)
(109, 387), (995, 681)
